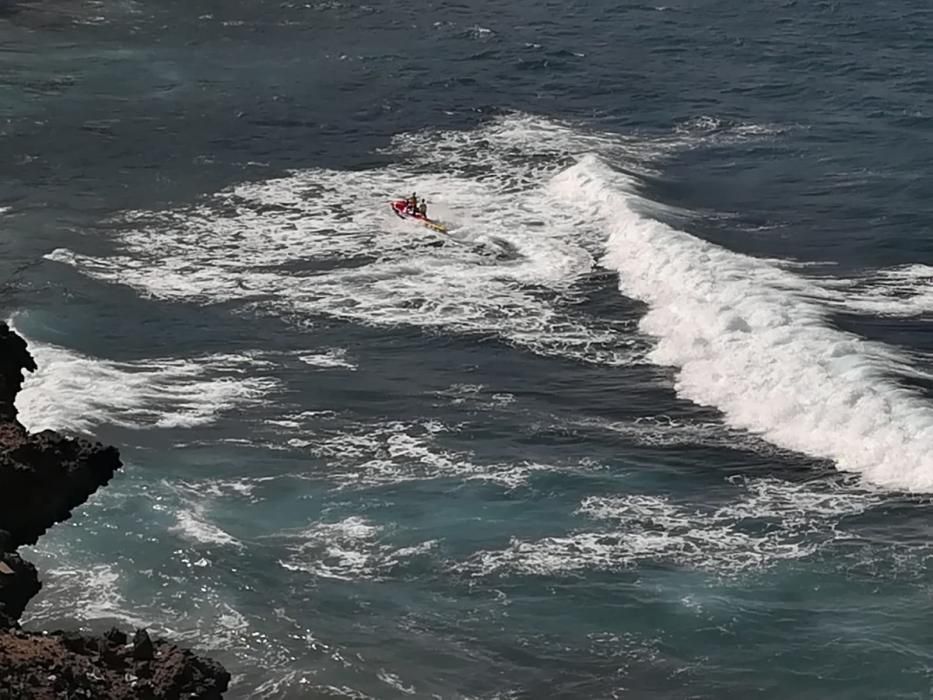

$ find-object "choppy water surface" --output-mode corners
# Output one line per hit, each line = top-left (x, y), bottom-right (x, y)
(5, 0), (933, 697)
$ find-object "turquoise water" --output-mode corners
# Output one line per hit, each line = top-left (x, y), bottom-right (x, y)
(4, 0), (933, 697)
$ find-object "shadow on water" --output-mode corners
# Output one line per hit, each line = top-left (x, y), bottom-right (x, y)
(0, 0), (19, 18)
(0, 0), (87, 26)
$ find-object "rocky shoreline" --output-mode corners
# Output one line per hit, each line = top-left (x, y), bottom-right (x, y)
(0, 322), (230, 699)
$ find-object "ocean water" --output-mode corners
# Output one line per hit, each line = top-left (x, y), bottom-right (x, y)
(4, 0), (933, 697)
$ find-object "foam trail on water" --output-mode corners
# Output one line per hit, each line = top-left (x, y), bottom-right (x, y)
(551, 155), (933, 491)
(278, 516), (436, 581)
(44, 116), (652, 367)
(816, 264), (933, 318)
(171, 509), (243, 549)
(458, 477), (882, 576)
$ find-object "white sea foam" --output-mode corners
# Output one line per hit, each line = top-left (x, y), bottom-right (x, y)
(172, 476), (274, 500)
(22, 513), (291, 685)
(15, 330), (277, 434)
(583, 414), (785, 457)
(671, 115), (792, 147)
(551, 156), (933, 491)
(377, 669), (416, 695)
(306, 686), (376, 700)
(465, 24), (495, 40)
(279, 516), (436, 581)
(819, 264), (933, 318)
(45, 117), (653, 367)
(298, 348), (357, 370)
(37, 114), (933, 489)
(435, 383), (516, 409)
(20, 562), (145, 627)
(252, 672), (318, 699)
(458, 477), (882, 577)
(163, 476), (281, 549)
(302, 419), (577, 489)
(171, 508), (243, 548)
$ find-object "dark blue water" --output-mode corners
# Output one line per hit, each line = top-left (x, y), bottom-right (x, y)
(5, 1), (933, 697)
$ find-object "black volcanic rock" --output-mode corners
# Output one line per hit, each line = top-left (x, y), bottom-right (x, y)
(133, 628), (155, 661)
(0, 429), (122, 547)
(0, 321), (123, 547)
(0, 321), (36, 422)
(0, 321), (230, 698)
(0, 550), (39, 628)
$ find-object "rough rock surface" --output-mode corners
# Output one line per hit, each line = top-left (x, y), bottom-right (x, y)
(0, 321), (230, 698)
(0, 429), (123, 548)
(0, 549), (40, 628)
(0, 628), (230, 700)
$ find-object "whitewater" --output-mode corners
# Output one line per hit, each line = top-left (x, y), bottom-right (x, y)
(42, 115), (933, 492)
(554, 155), (933, 490)
(10, 0), (933, 695)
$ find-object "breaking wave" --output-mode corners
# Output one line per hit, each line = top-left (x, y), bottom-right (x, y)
(551, 156), (933, 490)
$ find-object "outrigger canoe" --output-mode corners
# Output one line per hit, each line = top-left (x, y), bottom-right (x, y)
(390, 200), (448, 234)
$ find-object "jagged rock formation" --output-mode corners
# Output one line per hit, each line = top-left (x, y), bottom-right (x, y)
(0, 551), (39, 629)
(0, 321), (230, 698)
(0, 627), (230, 699)
(0, 321), (35, 421)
